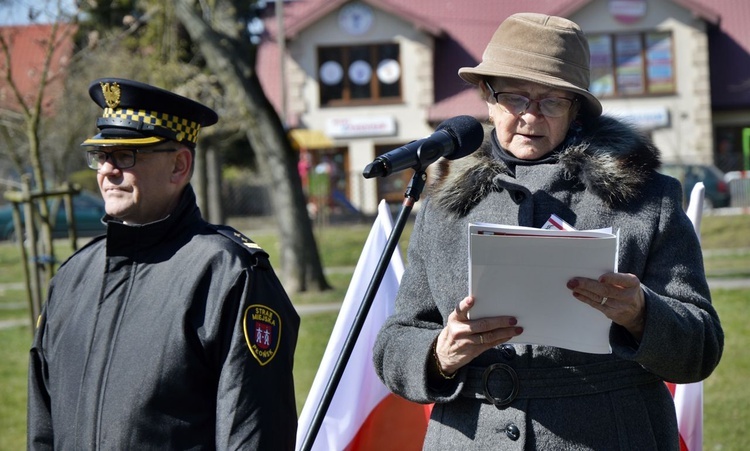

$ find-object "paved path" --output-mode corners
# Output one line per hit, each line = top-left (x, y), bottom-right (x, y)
(287, 276), (750, 316)
(0, 282), (24, 291)
(707, 278), (750, 290)
(296, 302), (346, 314)
(2, 277), (749, 330)
(0, 318), (28, 329)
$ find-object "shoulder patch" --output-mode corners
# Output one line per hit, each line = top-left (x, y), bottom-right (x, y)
(243, 304), (282, 366)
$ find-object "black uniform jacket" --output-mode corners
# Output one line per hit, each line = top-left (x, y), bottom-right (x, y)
(28, 186), (300, 450)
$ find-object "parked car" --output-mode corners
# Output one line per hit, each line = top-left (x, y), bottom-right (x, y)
(659, 163), (731, 209)
(0, 191), (106, 241)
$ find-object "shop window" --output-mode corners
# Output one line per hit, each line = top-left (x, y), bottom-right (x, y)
(589, 31), (675, 97)
(318, 43), (402, 107)
(300, 148), (355, 219)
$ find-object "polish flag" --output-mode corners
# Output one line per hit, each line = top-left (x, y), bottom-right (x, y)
(666, 381), (703, 451)
(665, 181), (705, 451)
(296, 200), (431, 451)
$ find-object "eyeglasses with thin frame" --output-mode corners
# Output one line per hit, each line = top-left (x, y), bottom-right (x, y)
(84, 148), (178, 170)
(484, 81), (577, 118)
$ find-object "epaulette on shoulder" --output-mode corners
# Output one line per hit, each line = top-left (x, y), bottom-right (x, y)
(213, 225), (271, 269)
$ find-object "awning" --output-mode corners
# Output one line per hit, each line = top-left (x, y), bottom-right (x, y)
(288, 129), (333, 150)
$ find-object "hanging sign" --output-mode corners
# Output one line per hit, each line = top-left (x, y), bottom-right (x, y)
(610, 0), (647, 24)
(326, 116), (396, 138)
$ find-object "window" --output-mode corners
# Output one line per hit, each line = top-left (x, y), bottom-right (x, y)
(318, 43), (402, 106)
(589, 31), (675, 97)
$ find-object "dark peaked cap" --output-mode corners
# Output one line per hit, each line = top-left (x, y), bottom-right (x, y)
(82, 78), (218, 148)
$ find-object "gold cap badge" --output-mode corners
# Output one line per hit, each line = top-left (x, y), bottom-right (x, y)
(101, 82), (121, 109)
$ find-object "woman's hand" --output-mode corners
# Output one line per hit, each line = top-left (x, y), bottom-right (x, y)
(434, 296), (523, 377)
(567, 272), (646, 341)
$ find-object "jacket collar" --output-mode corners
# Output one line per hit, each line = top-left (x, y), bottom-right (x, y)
(428, 115), (661, 217)
(104, 184), (202, 253)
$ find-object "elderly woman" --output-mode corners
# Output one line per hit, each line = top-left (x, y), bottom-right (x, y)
(373, 12), (723, 449)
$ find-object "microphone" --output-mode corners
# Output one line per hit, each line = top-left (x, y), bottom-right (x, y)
(362, 115), (483, 178)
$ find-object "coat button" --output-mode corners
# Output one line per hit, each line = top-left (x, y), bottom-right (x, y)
(500, 344), (516, 359)
(505, 423), (520, 441)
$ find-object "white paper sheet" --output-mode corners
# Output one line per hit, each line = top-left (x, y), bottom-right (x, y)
(467, 222), (618, 354)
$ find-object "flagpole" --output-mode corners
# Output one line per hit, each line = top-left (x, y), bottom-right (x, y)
(299, 170), (428, 451)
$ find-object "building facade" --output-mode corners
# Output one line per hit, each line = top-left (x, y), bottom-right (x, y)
(258, 0), (750, 214)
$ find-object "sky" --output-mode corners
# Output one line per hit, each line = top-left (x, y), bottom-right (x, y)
(0, 0), (76, 26)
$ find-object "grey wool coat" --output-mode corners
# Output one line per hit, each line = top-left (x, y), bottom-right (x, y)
(373, 116), (724, 450)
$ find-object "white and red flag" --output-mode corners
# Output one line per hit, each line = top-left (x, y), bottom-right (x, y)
(666, 381), (703, 451)
(665, 181), (705, 451)
(296, 200), (431, 451)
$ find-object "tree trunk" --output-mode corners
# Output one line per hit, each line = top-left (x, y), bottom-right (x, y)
(175, 0), (330, 292)
(193, 143), (208, 217)
(206, 146), (224, 224)
(27, 118), (55, 274)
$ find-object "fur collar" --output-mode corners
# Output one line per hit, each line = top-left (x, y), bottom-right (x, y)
(428, 115), (661, 217)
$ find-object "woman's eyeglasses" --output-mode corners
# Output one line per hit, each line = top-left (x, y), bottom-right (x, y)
(485, 81), (577, 118)
(84, 148), (178, 170)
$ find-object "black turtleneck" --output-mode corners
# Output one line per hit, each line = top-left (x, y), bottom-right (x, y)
(489, 131), (559, 176)
(489, 120), (583, 176)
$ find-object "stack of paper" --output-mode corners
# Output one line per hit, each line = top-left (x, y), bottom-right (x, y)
(468, 222), (618, 354)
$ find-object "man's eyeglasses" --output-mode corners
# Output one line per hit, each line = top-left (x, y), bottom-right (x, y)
(485, 81), (577, 118)
(84, 148), (178, 170)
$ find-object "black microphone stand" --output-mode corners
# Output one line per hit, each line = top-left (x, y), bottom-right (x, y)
(299, 169), (428, 451)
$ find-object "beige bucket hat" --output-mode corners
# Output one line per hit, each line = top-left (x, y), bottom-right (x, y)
(459, 13), (602, 117)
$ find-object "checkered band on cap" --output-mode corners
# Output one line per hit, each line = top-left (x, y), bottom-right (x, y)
(102, 107), (201, 144)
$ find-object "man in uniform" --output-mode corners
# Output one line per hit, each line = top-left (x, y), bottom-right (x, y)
(27, 78), (300, 450)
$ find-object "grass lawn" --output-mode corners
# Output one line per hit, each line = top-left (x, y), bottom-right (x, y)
(703, 288), (750, 450)
(0, 213), (747, 450)
(0, 327), (32, 451)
